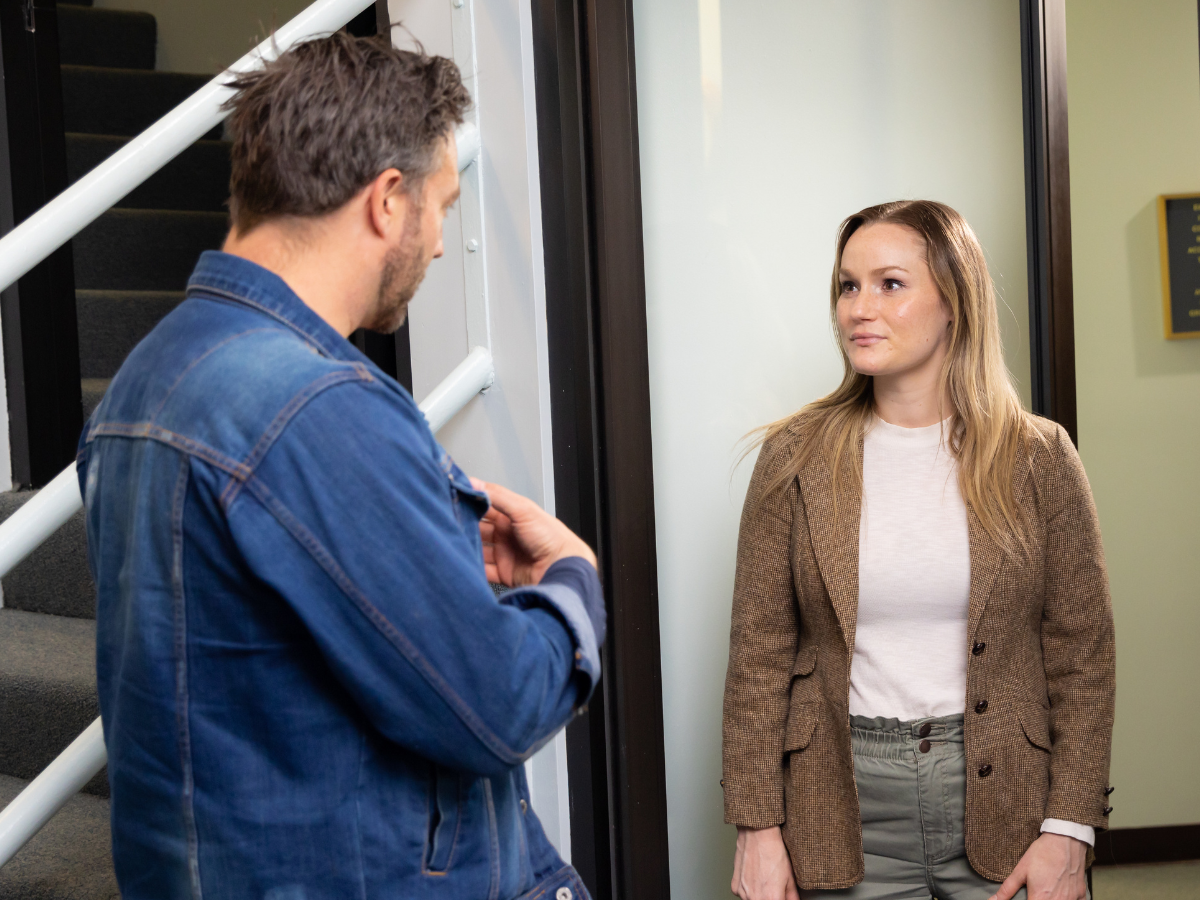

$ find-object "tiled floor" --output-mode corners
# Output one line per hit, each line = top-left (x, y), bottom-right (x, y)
(1092, 860), (1200, 899)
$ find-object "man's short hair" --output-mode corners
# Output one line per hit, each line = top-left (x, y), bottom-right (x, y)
(223, 32), (471, 233)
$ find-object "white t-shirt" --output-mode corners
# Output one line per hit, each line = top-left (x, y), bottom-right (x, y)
(850, 416), (970, 721)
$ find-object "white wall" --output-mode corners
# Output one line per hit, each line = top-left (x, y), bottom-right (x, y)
(388, 0), (570, 859)
(1066, 0), (1200, 829)
(631, 2), (1029, 896)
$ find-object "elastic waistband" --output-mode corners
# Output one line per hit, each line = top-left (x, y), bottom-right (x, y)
(850, 713), (964, 758)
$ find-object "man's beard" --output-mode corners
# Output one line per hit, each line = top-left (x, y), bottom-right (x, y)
(363, 212), (427, 334)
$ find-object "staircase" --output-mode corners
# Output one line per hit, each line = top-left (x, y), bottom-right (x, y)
(60, 0), (231, 418)
(0, 1), (231, 894)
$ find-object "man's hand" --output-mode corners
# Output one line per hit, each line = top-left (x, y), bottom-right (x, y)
(731, 825), (800, 900)
(989, 832), (1089, 900)
(471, 479), (596, 586)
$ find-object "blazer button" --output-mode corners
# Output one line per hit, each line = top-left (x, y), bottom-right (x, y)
(1103, 806), (1114, 816)
(1105, 786), (1115, 796)
(972, 641), (987, 656)
(978, 764), (993, 777)
(974, 700), (989, 714)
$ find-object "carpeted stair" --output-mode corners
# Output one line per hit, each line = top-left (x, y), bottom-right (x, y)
(60, 0), (231, 418)
(0, 1), (232, 895)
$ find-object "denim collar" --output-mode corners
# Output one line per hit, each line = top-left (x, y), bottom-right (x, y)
(186, 250), (370, 366)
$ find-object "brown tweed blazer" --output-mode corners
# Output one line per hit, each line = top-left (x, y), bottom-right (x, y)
(722, 415), (1115, 889)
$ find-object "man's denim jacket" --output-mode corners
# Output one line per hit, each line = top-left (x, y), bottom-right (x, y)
(77, 251), (603, 900)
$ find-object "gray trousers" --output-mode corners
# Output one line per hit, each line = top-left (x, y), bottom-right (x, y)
(801, 714), (1038, 900)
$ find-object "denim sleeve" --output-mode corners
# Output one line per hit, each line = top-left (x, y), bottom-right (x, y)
(500, 556), (604, 685)
(226, 381), (602, 777)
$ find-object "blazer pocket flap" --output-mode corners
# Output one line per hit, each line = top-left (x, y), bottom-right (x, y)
(1019, 704), (1052, 751)
(783, 703), (820, 754)
(790, 646), (819, 679)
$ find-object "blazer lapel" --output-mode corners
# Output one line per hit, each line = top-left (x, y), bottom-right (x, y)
(966, 504), (1003, 640)
(796, 433), (862, 653)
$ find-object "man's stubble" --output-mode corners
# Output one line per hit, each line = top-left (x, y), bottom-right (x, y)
(364, 203), (428, 334)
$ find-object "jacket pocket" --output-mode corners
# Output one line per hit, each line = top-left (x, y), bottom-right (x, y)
(790, 646), (819, 680)
(424, 766), (463, 874)
(783, 702), (820, 754)
(1019, 704), (1052, 752)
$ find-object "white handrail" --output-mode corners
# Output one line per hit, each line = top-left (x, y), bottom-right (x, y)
(0, 719), (106, 865)
(0, 465), (84, 579)
(0, 0), (482, 295)
(419, 346), (494, 433)
(0, 348), (495, 868)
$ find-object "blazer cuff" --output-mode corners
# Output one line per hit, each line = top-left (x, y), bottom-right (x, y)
(722, 781), (785, 829)
(1040, 818), (1095, 846)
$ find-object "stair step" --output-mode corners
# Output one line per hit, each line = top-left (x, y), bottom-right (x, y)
(82, 379), (109, 420)
(73, 208), (227, 291)
(78, 290), (184, 380)
(0, 494), (94, 621)
(66, 134), (231, 213)
(0, 774), (118, 899)
(58, 6), (155, 71)
(0, 610), (106, 796)
(61, 65), (221, 139)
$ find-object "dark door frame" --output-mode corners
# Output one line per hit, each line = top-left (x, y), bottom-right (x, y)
(0, 0), (84, 487)
(1020, 0), (1078, 443)
(532, 2), (1083, 899)
(531, 0), (670, 898)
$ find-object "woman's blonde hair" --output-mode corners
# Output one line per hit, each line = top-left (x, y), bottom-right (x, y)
(757, 199), (1039, 550)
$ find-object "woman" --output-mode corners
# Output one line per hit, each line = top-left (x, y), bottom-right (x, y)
(723, 201), (1114, 900)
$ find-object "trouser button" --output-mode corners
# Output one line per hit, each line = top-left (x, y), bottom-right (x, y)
(919, 740), (931, 753)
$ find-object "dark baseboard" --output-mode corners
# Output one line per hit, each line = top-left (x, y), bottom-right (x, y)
(1093, 823), (1200, 866)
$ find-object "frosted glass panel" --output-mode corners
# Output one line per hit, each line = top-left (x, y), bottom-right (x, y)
(632, 2), (1028, 896)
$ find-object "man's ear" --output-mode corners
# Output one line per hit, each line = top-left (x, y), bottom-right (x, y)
(366, 168), (407, 239)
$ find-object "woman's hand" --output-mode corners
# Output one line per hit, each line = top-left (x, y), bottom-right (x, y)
(731, 826), (800, 900)
(471, 478), (596, 586)
(989, 832), (1089, 900)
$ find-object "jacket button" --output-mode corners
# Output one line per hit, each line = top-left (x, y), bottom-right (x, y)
(978, 764), (993, 777)
(556, 889), (573, 900)
(1103, 806), (1113, 816)
(918, 723), (932, 738)
(972, 641), (987, 656)
(520, 799), (528, 814)
(1105, 786), (1115, 796)
(919, 740), (931, 753)
(974, 700), (989, 714)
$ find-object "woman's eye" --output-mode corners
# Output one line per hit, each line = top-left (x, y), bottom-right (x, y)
(840, 281), (856, 294)
(882, 278), (904, 291)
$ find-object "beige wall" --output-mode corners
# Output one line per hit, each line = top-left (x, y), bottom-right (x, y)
(93, 0), (313, 73)
(1067, 0), (1200, 828)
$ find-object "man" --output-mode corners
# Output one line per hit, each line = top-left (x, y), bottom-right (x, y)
(78, 33), (602, 900)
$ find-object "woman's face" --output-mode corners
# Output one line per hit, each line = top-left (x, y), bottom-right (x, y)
(835, 223), (952, 381)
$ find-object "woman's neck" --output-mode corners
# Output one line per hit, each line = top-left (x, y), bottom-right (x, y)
(871, 372), (952, 428)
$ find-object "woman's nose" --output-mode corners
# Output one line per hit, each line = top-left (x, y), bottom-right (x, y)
(848, 291), (876, 321)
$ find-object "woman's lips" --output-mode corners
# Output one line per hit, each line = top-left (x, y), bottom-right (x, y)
(850, 333), (884, 346)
